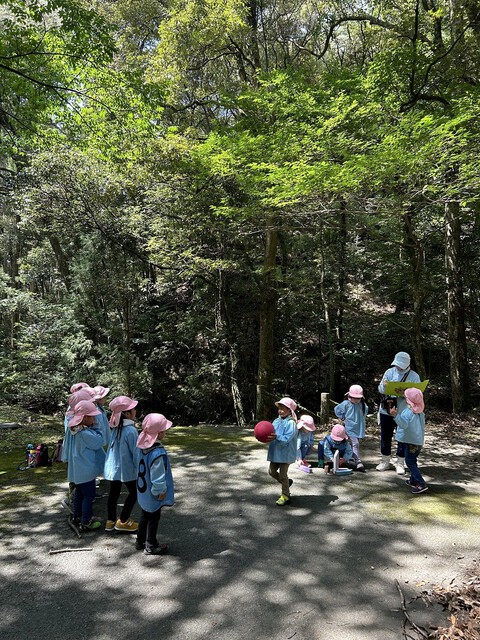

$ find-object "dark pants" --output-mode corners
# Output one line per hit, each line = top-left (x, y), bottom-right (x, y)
(107, 480), (137, 522)
(405, 444), (426, 487)
(136, 509), (162, 551)
(73, 479), (96, 525)
(379, 413), (405, 457)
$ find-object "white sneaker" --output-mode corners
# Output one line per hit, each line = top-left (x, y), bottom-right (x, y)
(396, 463), (405, 474)
(376, 461), (390, 471)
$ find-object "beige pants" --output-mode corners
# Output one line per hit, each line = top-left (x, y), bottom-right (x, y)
(268, 462), (291, 497)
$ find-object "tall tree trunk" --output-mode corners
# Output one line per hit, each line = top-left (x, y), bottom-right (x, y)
(256, 213), (278, 420)
(123, 297), (132, 396)
(217, 269), (247, 427)
(403, 207), (426, 379)
(444, 193), (470, 412)
(333, 204), (347, 398)
(319, 219), (335, 396)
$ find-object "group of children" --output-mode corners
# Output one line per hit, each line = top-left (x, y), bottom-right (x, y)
(61, 383), (174, 555)
(265, 351), (428, 506)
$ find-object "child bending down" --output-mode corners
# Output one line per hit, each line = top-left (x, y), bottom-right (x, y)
(322, 424), (353, 474)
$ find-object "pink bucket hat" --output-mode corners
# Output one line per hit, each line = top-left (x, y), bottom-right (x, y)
(66, 387), (96, 416)
(109, 395), (138, 427)
(347, 384), (364, 398)
(70, 382), (90, 394)
(92, 385), (110, 400)
(137, 413), (172, 449)
(275, 397), (298, 421)
(404, 388), (424, 414)
(69, 400), (100, 428)
(297, 415), (315, 431)
(331, 424), (347, 442)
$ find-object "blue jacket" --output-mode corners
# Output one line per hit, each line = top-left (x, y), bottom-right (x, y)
(378, 367), (420, 415)
(137, 445), (174, 513)
(297, 429), (314, 457)
(67, 427), (105, 484)
(334, 400), (368, 438)
(323, 435), (353, 462)
(267, 416), (298, 464)
(104, 420), (139, 482)
(394, 408), (425, 446)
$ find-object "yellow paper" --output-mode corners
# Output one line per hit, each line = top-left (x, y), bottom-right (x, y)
(384, 380), (429, 396)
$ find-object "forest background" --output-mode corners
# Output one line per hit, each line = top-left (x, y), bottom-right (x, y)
(1, 0), (479, 426)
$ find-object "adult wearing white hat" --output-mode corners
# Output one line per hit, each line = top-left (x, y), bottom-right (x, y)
(377, 352), (420, 473)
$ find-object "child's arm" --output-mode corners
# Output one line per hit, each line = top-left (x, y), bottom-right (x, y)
(334, 402), (346, 420)
(79, 427), (104, 450)
(274, 419), (297, 446)
(323, 438), (333, 461)
(150, 456), (167, 499)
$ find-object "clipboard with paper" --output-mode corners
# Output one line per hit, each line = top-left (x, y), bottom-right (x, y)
(384, 380), (429, 396)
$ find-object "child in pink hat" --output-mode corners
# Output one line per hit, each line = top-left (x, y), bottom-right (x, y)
(296, 415), (316, 473)
(67, 400), (104, 532)
(389, 388), (428, 494)
(321, 424), (354, 475)
(266, 398), (298, 506)
(334, 385), (368, 472)
(135, 413), (174, 555)
(104, 395), (140, 533)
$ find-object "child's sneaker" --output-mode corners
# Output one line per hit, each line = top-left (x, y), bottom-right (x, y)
(135, 541), (145, 551)
(275, 494), (291, 506)
(405, 478), (416, 486)
(114, 518), (139, 532)
(79, 518), (102, 532)
(411, 484), (428, 494)
(355, 462), (366, 472)
(105, 520), (116, 532)
(144, 543), (169, 555)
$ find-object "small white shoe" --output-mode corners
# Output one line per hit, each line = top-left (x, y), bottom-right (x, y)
(396, 457), (406, 474)
(376, 460), (390, 471)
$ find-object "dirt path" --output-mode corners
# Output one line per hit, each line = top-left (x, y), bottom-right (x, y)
(0, 427), (478, 640)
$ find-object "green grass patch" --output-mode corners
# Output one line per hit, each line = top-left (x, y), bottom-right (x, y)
(356, 486), (480, 528)
(0, 407), (256, 512)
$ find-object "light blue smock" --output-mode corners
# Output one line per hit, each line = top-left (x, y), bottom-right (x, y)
(137, 445), (174, 513)
(378, 367), (420, 415)
(67, 427), (105, 484)
(296, 430), (314, 458)
(334, 399), (369, 439)
(394, 408), (425, 446)
(323, 435), (354, 462)
(267, 416), (298, 464)
(103, 420), (139, 482)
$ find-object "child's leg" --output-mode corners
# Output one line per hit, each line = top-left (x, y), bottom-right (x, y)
(136, 509), (148, 547)
(73, 483), (83, 520)
(79, 479), (96, 524)
(350, 437), (360, 464)
(404, 445), (426, 486)
(145, 509), (162, 551)
(119, 480), (138, 522)
(268, 462), (281, 484)
(278, 463), (291, 497)
(107, 480), (122, 522)
(379, 413), (395, 456)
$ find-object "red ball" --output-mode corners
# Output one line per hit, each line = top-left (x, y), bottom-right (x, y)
(254, 420), (275, 443)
